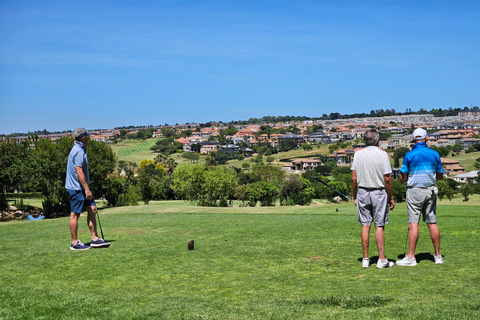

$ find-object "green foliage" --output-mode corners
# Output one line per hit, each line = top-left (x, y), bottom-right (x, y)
(391, 179), (407, 202)
(0, 138), (37, 194)
(278, 137), (299, 152)
(461, 184), (471, 202)
(103, 176), (126, 207)
(234, 184), (249, 206)
(249, 164), (285, 188)
(302, 142), (313, 151)
(182, 152), (200, 163)
(87, 139), (117, 200)
(431, 145), (452, 157)
(437, 179), (455, 201)
(313, 161), (336, 176)
(172, 164), (237, 206)
(33, 137), (73, 216)
(279, 175), (315, 206)
(246, 181), (278, 207)
(394, 147), (410, 159)
(151, 138), (182, 155)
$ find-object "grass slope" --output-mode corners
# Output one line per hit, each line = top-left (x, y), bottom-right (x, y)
(110, 138), (163, 164)
(1, 199), (479, 319)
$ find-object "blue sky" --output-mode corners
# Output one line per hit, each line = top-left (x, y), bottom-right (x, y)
(1, 0), (479, 134)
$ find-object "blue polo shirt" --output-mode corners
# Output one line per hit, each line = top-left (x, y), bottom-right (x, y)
(65, 141), (91, 190)
(400, 142), (443, 188)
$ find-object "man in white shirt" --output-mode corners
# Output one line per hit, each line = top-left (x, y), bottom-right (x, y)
(351, 129), (395, 269)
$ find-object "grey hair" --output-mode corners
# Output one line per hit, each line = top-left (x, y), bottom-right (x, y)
(364, 129), (379, 146)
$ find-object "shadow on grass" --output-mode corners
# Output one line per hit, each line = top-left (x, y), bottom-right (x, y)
(397, 252), (442, 264)
(356, 256), (395, 266)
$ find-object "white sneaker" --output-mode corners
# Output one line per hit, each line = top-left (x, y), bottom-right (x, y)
(396, 256), (417, 266)
(376, 259), (394, 269)
(362, 258), (370, 268)
(434, 254), (444, 264)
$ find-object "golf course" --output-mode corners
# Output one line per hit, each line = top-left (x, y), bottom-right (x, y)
(1, 197), (479, 319)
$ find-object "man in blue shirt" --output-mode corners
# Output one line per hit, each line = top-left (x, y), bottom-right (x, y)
(66, 127), (110, 250)
(397, 128), (443, 266)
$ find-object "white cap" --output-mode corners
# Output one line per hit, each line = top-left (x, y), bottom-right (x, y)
(412, 128), (427, 140)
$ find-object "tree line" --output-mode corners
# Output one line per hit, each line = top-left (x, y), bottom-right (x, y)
(2, 137), (479, 216)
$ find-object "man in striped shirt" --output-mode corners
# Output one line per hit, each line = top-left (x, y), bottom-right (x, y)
(397, 128), (444, 266)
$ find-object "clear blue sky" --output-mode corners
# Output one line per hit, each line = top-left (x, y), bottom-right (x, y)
(1, 0), (479, 134)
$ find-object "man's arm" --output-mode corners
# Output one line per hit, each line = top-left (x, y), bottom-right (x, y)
(75, 166), (92, 200)
(400, 172), (408, 182)
(436, 172), (444, 181)
(383, 174), (395, 210)
(351, 170), (358, 205)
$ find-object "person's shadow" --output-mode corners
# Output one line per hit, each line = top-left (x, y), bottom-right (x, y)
(357, 256), (395, 266)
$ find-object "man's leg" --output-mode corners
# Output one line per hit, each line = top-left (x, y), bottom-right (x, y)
(86, 206), (99, 241)
(361, 225), (371, 258)
(407, 222), (419, 259)
(427, 223), (441, 256)
(69, 212), (81, 244)
(375, 226), (386, 261)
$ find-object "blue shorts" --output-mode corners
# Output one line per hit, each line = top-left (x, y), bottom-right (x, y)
(67, 189), (96, 213)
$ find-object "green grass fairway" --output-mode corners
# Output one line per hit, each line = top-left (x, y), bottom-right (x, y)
(445, 151), (480, 171)
(1, 199), (479, 319)
(110, 138), (163, 164)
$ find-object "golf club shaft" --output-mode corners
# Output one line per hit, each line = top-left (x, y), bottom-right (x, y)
(313, 176), (354, 202)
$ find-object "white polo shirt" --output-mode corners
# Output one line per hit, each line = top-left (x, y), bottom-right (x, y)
(351, 146), (392, 189)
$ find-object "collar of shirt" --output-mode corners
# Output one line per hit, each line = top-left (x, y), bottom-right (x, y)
(74, 140), (86, 152)
(412, 141), (427, 150)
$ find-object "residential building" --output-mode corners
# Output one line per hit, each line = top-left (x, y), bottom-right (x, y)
(454, 171), (478, 184)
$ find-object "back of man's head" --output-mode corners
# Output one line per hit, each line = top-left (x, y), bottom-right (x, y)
(412, 128), (427, 141)
(364, 129), (379, 146)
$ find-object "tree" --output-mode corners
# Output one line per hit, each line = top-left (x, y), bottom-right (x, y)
(452, 143), (463, 153)
(461, 184), (471, 202)
(32, 137), (73, 216)
(437, 180), (454, 201)
(250, 164), (285, 188)
(394, 155), (400, 168)
(301, 142), (312, 151)
(279, 175), (315, 206)
(242, 163), (250, 170)
(391, 179), (406, 203)
(171, 164), (237, 206)
(474, 157), (480, 170)
(182, 152), (200, 163)
(394, 147), (410, 159)
(247, 181), (278, 207)
(87, 139), (117, 200)
(266, 156), (275, 164)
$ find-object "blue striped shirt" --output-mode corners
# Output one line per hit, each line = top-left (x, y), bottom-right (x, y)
(400, 142), (443, 188)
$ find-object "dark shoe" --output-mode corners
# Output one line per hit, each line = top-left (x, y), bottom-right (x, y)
(71, 240), (90, 250)
(90, 238), (110, 248)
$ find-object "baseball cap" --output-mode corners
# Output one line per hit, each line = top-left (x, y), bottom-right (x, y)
(74, 127), (90, 139)
(412, 128), (427, 140)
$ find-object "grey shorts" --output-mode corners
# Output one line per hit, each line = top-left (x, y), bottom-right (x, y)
(406, 187), (437, 224)
(356, 188), (389, 227)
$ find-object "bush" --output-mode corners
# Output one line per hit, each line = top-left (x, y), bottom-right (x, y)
(247, 181), (278, 207)
(279, 175), (315, 206)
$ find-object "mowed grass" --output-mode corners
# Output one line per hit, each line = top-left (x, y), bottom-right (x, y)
(446, 151), (480, 171)
(1, 198), (479, 319)
(110, 138), (163, 164)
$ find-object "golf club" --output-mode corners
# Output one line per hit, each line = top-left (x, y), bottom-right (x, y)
(96, 211), (105, 240)
(313, 176), (354, 203)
